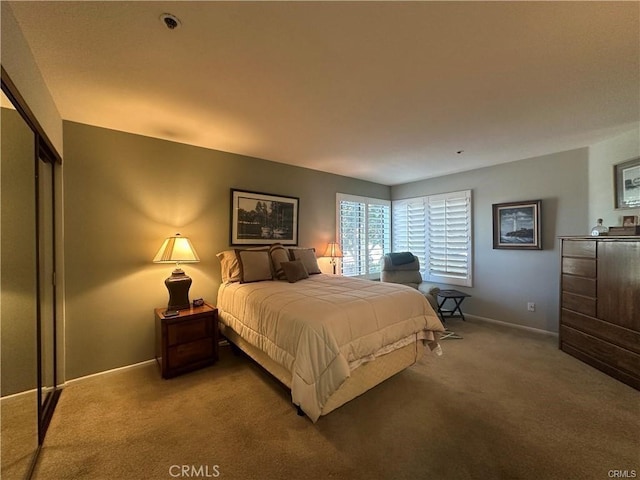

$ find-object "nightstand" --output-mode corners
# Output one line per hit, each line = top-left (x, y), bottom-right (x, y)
(154, 302), (218, 378)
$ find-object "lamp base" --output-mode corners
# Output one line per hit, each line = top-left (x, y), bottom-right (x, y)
(165, 268), (192, 310)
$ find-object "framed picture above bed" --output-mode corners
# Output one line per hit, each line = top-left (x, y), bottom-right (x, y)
(230, 189), (299, 245)
(492, 200), (542, 250)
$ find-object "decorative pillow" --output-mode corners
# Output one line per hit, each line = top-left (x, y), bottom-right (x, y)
(269, 243), (290, 280)
(289, 248), (321, 274)
(281, 260), (309, 283)
(217, 247), (270, 283)
(216, 250), (242, 283)
(235, 249), (273, 283)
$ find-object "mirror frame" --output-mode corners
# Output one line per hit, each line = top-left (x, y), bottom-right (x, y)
(1, 66), (62, 460)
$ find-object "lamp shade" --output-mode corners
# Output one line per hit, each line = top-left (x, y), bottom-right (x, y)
(323, 242), (343, 258)
(153, 234), (200, 264)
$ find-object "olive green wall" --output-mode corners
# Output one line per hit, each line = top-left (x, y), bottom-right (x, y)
(62, 121), (390, 379)
(1, 3), (63, 152)
(1, 108), (38, 396)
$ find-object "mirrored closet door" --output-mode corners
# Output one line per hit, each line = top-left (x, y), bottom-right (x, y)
(1, 88), (39, 480)
(1, 67), (62, 480)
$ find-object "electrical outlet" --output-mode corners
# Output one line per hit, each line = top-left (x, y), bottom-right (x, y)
(527, 302), (536, 312)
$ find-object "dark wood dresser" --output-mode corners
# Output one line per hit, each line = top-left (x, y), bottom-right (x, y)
(155, 302), (219, 379)
(559, 237), (639, 390)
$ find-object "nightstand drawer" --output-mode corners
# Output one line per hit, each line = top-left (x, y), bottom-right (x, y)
(167, 318), (210, 346)
(155, 303), (218, 379)
(167, 338), (214, 369)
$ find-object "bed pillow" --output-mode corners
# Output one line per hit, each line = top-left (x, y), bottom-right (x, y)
(235, 249), (273, 283)
(281, 260), (309, 283)
(269, 243), (290, 280)
(217, 247), (270, 283)
(289, 248), (321, 274)
(216, 249), (242, 283)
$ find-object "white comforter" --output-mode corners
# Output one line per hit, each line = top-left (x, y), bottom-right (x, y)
(217, 274), (444, 421)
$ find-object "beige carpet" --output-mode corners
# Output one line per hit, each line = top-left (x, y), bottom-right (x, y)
(32, 320), (639, 480)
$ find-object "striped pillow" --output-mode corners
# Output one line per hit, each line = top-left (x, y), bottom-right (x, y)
(269, 243), (290, 280)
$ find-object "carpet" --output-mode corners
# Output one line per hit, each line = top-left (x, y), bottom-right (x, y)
(31, 320), (639, 480)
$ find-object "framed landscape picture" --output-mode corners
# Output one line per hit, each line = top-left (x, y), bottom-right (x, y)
(614, 158), (640, 209)
(230, 189), (299, 245)
(492, 200), (542, 250)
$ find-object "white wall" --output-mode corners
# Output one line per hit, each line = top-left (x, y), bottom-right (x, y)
(588, 128), (640, 228)
(392, 148), (589, 333)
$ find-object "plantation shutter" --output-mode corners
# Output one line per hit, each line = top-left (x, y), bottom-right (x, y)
(392, 190), (472, 287)
(392, 198), (427, 275)
(337, 194), (391, 277)
(426, 190), (472, 283)
(339, 198), (366, 276)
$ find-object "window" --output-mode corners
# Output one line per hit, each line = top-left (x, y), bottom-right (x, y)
(337, 193), (391, 277)
(392, 190), (472, 287)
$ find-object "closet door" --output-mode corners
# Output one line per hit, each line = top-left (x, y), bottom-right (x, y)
(0, 94), (38, 480)
(37, 155), (58, 440)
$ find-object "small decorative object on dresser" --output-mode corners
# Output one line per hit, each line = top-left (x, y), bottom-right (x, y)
(608, 225), (640, 236)
(590, 218), (608, 236)
(155, 302), (218, 379)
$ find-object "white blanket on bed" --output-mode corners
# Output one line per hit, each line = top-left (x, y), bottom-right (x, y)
(217, 274), (444, 421)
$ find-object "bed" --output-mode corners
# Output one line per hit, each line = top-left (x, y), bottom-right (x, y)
(216, 246), (445, 422)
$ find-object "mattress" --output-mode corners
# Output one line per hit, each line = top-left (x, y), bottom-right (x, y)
(217, 274), (444, 421)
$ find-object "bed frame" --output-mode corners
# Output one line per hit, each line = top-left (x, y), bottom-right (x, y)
(219, 323), (424, 419)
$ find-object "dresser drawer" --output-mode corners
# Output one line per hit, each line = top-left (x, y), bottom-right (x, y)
(562, 240), (596, 258)
(562, 292), (596, 317)
(561, 309), (640, 355)
(167, 338), (214, 369)
(561, 326), (640, 378)
(562, 257), (596, 277)
(562, 274), (596, 297)
(167, 317), (211, 346)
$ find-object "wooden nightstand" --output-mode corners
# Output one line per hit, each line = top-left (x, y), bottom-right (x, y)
(154, 302), (218, 379)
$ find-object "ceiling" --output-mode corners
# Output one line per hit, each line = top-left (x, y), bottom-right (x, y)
(7, 1), (639, 186)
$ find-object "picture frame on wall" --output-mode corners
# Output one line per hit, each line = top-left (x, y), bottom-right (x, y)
(492, 200), (542, 250)
(230, 189), (299, 245)
(614, 157), (640, 209)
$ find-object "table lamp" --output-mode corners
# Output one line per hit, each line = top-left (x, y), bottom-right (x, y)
(153, 233), (200, 310)
(323, 241), (343, 275)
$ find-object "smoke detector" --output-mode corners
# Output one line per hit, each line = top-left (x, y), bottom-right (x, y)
(160, 13), (181, 30)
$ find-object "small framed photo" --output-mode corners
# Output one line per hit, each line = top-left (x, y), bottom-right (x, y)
(492, 200), (542, 250)
(614, 158), (640, 209)
(230, 189), (299, 245)
(622, 215), (638, 227)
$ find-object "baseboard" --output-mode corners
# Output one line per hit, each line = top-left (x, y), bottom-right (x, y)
(64, 359), (157, 386)
(1, 387), (37, 403)
(465, 314), (559, 338)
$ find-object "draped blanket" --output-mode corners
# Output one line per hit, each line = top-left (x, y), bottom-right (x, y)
(217, 274), (444, 421)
